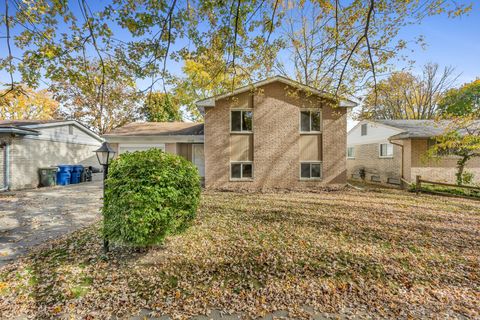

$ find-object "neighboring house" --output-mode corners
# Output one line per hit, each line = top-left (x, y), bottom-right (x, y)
(0, 120), (103, 191)
(103, 122), (205, 177)
(104, 76), (357, 190)
(347, 120), (480, 185)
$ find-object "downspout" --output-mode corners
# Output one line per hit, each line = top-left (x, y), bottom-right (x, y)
(0, 143), (10, 191)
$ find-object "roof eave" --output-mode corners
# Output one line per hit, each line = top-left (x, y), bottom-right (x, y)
(0, 127), (40, 136)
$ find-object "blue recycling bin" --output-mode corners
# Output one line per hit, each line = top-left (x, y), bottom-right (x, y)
(57, 165), (72, 185)
(71, 165), (84, 184)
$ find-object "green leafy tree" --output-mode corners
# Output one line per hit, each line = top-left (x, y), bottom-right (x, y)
(141, 92), (182, 122)
(439, 79), (480, 116)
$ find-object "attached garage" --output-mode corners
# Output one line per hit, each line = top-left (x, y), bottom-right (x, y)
(103, 122), (205, 177)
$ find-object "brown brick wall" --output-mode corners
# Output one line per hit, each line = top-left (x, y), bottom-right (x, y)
(204, 81), (347, 190)
(408, 139), (480, 183)
(346, 143), (402, 184)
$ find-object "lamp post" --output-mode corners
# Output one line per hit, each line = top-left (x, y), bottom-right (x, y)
(94, 142), (116, 253)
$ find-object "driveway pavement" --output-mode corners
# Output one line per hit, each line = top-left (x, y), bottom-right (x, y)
(0, 181), (102, 267)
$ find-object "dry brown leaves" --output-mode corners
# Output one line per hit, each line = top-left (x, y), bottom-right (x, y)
(0, 188), (479, 319)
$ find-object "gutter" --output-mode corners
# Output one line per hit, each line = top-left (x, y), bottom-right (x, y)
(1, 143), (10, 191)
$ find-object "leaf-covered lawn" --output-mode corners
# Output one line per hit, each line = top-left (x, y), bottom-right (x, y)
(1, 189), (479, 319)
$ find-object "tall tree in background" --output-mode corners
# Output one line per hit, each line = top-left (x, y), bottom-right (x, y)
(141, 92), (182, 122)
(0, 0), (472, 121)
(358, 63), (457, 120)
(51, 59), (141, 134)
(439, 79), (480, 116)
(0, 86), (59, 120)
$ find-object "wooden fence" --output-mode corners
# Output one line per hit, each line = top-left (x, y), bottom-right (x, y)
(415, 175), (480, 199)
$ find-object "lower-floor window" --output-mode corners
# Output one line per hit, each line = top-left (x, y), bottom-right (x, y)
(231, 162), (253, 179)
(300, 162), (322, 179)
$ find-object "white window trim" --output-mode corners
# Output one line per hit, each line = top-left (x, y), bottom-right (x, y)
(299, 161), (323, 180)
(378, 143), (394, 158)
(347, 146), (355, 159)
(299, 109), (322, 134)
(230, 161), (254, 181)
(230, 109), (253, 134)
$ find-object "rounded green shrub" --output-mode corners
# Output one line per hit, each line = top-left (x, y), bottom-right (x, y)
(103, 148), (201, 246)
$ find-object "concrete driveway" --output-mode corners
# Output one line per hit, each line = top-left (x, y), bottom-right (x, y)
(0, 181), (102, 267)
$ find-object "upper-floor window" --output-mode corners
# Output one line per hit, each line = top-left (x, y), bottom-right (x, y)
(361, 123), (367, 136)
(300, 110), (321, 133)
(347, 146), (355, 159)
(231, 110), (253, 132)
(379, 143), (393, 158)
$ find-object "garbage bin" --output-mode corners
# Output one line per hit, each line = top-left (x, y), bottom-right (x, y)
(71, 165), (84, 184)
(39, 167), (58, 187)
(57, 165), (72, 185)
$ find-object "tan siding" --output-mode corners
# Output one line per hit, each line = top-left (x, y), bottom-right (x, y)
(230, 134), (253, 161)
(177, 143), (192, 161)
(165, 143), (176, 154)
(299, 135), (321, 161)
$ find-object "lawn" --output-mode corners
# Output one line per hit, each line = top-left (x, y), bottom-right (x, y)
(0, 188), (479, 319)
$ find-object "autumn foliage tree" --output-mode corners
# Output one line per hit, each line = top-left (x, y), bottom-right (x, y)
(358, 63), (457, 120)
(0, 86), (59, 120)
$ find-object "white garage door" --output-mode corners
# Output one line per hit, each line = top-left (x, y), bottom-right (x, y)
(118, 143), (166, 154)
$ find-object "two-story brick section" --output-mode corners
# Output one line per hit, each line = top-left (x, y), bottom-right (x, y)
(196, 76), (357, 190)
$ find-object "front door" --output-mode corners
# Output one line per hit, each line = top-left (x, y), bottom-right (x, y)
(192, 144), (205, 177)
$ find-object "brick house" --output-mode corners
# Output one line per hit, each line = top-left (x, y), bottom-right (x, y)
(196, 76), (356, 190)
(104, 76), (357, 190)
(0, 120), (102, 190)
(347, 120), (480, 186)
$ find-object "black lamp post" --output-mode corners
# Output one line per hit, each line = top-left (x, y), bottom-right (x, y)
(94, 142), (116, 252)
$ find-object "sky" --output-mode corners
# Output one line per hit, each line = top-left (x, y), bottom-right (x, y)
(1, 0), (479, 127)
(347, 1), (480, 130)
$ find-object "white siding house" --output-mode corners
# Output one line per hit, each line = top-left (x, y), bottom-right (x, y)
(0, 120), (102, 190)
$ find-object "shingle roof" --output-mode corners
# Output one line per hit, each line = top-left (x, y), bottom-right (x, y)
(103, 122), (204, 137)
(377, 120), (480, 140)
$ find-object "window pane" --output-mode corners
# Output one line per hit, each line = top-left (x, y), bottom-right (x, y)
(311, 111), (321, 131)
(301, 163), (310, 178)
(361, 124), (367, 136)
(347, 147), (354, 157)
(242, 163), (253, 178)
(311, 164), (321, 178)
(231, 163), (242, 178)
(387, 144), (393, 156)
(380, 144), (386, 156)
(300, 111), (310, 132)
(231, 111), (241, 131)
(242, 111), (253, 131)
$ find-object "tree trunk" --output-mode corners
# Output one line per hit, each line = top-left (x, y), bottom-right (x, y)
(456, 155), (470, 186)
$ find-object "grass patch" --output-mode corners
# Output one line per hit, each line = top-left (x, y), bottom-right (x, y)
(0, 189), (479, 319)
